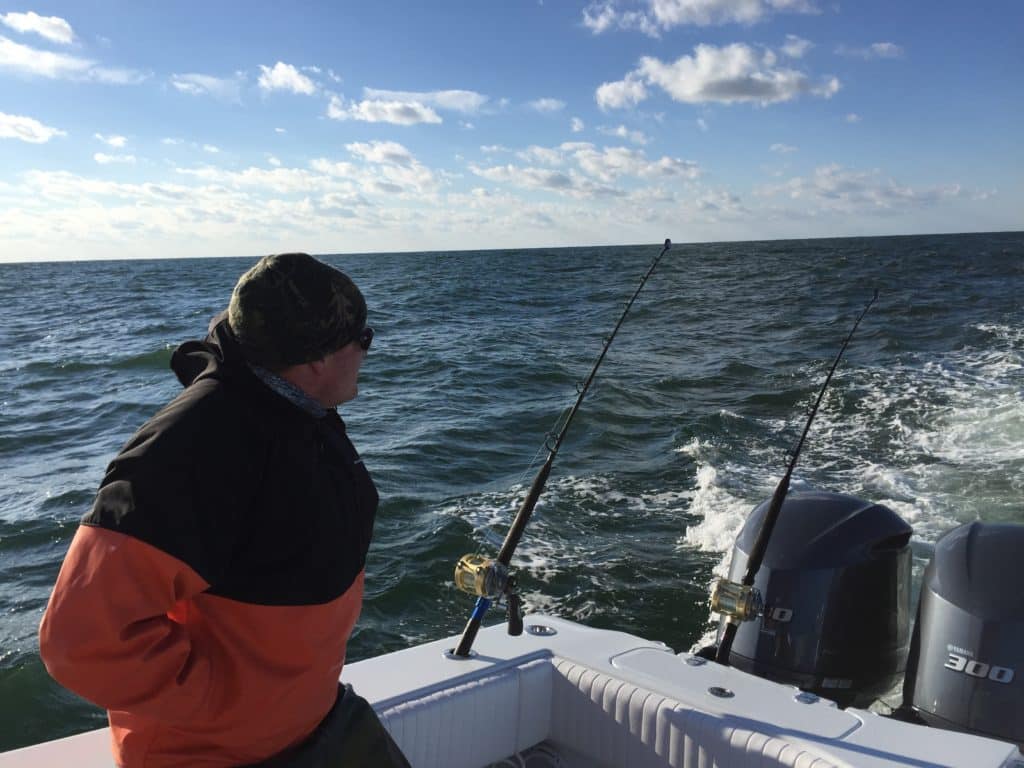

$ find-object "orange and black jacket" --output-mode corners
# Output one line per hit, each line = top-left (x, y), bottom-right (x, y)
(39, 319), (378, 767)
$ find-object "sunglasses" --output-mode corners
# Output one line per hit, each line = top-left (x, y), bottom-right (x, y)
(358, 326), (374, 351)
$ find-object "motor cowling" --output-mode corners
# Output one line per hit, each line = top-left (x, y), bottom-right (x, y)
(717, 490), (912, 708)
(901, 521), (1024, 748)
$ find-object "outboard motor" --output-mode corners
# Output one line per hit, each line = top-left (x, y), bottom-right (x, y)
(900, 521), (1024, 748)
(717, 490), (912, 708)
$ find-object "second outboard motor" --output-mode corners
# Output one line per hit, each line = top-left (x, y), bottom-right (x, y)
(900, 521), (1024, 749)
(718, 490), (912, 708)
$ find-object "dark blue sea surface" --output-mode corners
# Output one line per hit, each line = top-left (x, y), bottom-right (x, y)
(1, 233), (1022, 751)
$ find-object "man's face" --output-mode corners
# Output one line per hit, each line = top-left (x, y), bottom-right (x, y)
(318, 339), (366, 407)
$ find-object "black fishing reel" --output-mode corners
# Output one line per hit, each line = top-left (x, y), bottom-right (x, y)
(454, 554), (523, 636)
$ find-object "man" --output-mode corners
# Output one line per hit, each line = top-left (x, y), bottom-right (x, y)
(39, 253), (409, 767)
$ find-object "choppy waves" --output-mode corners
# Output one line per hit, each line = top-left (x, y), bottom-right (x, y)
(0, 233), (1021, 749)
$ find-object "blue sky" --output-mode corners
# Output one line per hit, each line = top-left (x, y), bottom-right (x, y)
(1, 1), (1021, 262)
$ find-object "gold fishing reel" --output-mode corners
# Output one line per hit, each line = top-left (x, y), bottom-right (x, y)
(454, 554), (510, 599)
(710, 579), (763, 624)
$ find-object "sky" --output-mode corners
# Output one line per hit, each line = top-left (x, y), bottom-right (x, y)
(0, 1), (1021, 262)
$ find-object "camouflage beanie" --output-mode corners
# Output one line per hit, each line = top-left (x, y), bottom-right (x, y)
(227, 253), (367, 370)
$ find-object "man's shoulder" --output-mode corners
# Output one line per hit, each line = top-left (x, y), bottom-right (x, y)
(123, 375), (263, 457)
(161, 375), (251, 425)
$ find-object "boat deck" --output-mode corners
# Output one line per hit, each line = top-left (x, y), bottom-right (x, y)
(2, 615), (1020, 767)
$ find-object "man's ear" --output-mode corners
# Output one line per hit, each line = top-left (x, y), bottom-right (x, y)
(307, 358), (327, 376)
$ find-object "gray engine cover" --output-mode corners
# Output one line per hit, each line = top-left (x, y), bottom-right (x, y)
(904, 521), (1024, 747)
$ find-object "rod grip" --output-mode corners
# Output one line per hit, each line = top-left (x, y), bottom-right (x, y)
(454, 597), (490, 656)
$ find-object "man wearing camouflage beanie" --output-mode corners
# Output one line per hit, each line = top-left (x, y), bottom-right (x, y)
(40, 253), (409, 767)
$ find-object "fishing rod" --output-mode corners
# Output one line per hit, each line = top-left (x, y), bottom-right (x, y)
(712, 289), (879, 666)
(452, 238), (672, 657)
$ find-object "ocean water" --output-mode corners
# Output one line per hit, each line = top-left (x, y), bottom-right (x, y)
(1, 232), (1022, 752)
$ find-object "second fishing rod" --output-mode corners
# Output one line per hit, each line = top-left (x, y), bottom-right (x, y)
(712, 288), (880, 666)
(452, 238), (672, 657)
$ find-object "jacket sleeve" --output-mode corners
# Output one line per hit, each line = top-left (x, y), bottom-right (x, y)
(38, 524), (215, 723)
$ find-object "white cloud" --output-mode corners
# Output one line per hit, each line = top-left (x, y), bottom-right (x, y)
(346, 140), (416, 166)
(176, 164), (327, 193)
(4, 34), (89, 78)
(258, 61), (317, 95)
(203, 145), (220, 154)
(20, 171), (203, 205)
(469, 142), (698, 199)
(641, 44), (839, 103)
(239, 154), (436, 200)
(582, 2), (618, 33)
(4, 140), (998, 263)
(275, 127), (287, 134)
(836, 42), (905, 59)
(171, 73), (243, 103)
(517, 146), (565, 165)
(0, 112), (66, 143)
(0, 11), (74, 44)
(770, 142), (797, 153)
(267, 155), (281, 167)
(559, 141), (597, 153)
(573, 145), (699, 182)
(321, 149), (438, 197)
(0, 35), (147, 83)
(657, 0), (820, 26)
(696, 189), (748, 217)
(602, 43), (839, 107)
(583, 0), (818, 34)
(481, 144), (512, 153)
(696, 117), (709, 131)
(94, 133), (127, 148)
(596, 74), (648, 110)
(598, 125), (649, 145)
(161, 137), (183, 145)
(327, 94), (442, 125)
(582, 2), (663, 36)
(781, 34), (812, 58)
(7, 160), (641, 262)
(846, 113), (861, 123)
(470, 163), (622, 198)
(653, 0), (770, 26)
(869, 42), (904, 58)
(92, 66), (149, 85)
(528, 98), (565, 113)
(363, 88), (488, 114)
(4, 169), (364, 257)
(758, 164), (961, 213)
(571, 117), (585, 132)
(94, 153), (136, 165)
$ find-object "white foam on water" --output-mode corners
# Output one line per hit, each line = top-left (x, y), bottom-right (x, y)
(674, 436), (709, 458)
(674, 442), (768, 651)
(634, 488), (693, 512)
(436, 472), (691, 589)
(680, 321), (1023, 650)
(910, 387), (1024, 467)
(680, 463), (754, 558)
(779, 321), (1022, 538)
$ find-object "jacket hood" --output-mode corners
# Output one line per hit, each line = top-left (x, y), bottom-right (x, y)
(170, 311), (247, 388)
